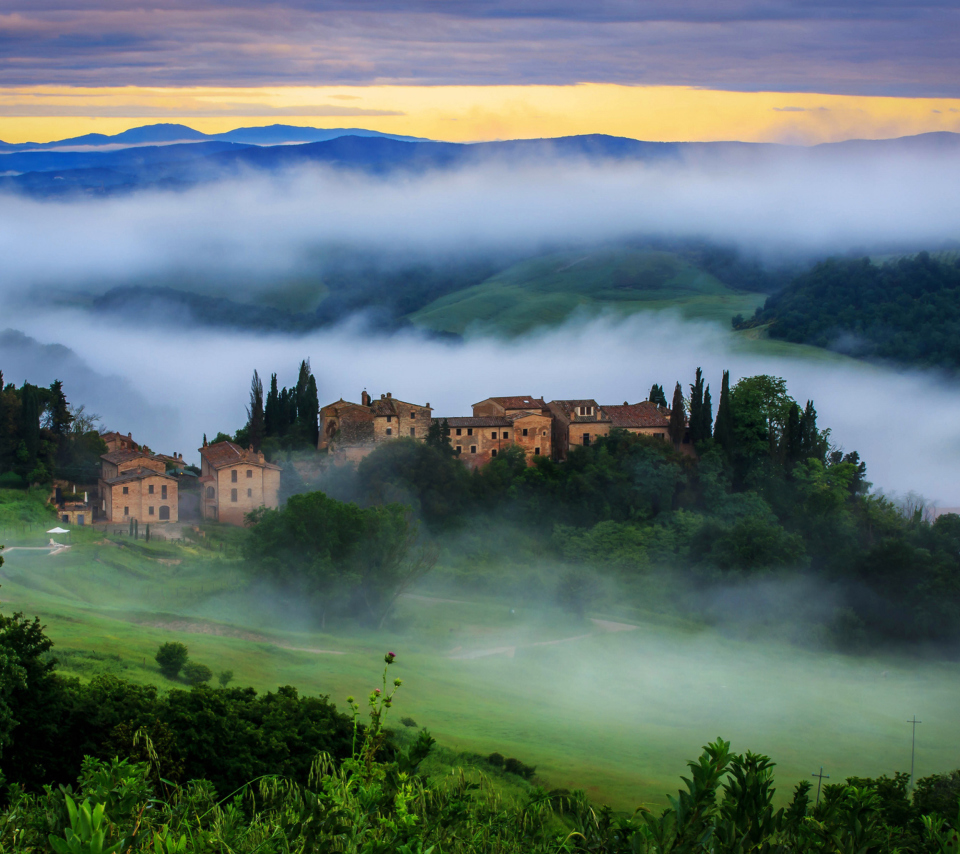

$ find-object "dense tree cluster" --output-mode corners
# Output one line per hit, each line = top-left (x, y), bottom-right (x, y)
(740, 253), (960, 369)
(316, 368), (960, 645)
(0, 373), (106, 487)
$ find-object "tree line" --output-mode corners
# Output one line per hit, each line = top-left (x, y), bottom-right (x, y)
(0, 372), (106, 488)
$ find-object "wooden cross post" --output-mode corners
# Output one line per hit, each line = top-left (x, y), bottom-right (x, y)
(908, 716), (922, 788)
(812, 767), (830, 806)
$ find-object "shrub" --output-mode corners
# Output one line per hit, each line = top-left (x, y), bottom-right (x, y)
(182, 662), (213, 686)
(155, 642), (189, 679)
(400, 716), (418, 728)
(0, 472), (24, 489)
(487, 752), (504, 768)
(504, 757), (536, 779)
(218, 670), (234, 687)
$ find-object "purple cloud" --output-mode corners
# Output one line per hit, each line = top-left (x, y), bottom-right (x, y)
(0, 2), (958, 96)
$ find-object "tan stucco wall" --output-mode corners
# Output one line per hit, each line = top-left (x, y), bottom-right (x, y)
(202, 462), (281, 526)
(101, 475), (178, 523)
(373, 403), (432, 443)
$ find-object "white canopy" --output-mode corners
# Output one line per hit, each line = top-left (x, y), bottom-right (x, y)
(47, 526), (70, 534)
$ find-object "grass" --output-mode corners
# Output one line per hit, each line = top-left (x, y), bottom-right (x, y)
(3, 521), (960, 811)
(408, 248), (767, 337)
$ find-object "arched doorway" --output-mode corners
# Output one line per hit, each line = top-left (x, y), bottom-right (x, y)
(159, 505), (170, 521)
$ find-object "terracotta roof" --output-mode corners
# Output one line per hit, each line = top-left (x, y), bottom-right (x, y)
(103, 467), (176, 485)
(504, 411), (548, 423)
(320, 398), (364, 414)
(474, 396), (547, 411)
(369, 396), (430, 417)
(199, 441), (281, 470)
(101, 449), (156, 465)
(198, 475), (214, 483)
(437, 416), (512, 428)
(603, 402), (670, 429)
(548, 400), (611, 423)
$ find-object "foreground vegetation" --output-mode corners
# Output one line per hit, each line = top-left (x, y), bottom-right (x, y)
(1, 613), (959, 854)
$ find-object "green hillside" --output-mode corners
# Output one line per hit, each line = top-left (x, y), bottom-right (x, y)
(409, 248), (766, 336)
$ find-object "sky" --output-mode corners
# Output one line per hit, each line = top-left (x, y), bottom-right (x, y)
(1, 1), (960, 143)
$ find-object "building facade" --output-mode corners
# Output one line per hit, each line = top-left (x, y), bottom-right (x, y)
(318, 391), (433, 462)
(198, 440), (281, 526)
(101, 467), (179, 523)
(547, 399), (613, 461)
(601, 402), (670, 440)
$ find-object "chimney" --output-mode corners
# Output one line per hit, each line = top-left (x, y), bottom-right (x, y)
(128, 432), (132, 438)
(361, 390), (371, 406)
(386, 392), (392, 399)
(381, 393), (385, 399)
(258, 451), (264, 462)
(426, 402), (430, 409)
(624, 401), (628, 406)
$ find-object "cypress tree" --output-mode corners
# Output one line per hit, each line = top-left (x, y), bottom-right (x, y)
(304, 373), (320, 447)
(689, 368), (704, 444)
(20, 383), (40, 470)
(649, 384), (667, 408)
(295, 360), (311, 426)
(713, 370), (734, 455)
(799, 400), (824, 461)
(668, 382), (685, 449)
(264, 373), (280, 437)
(247, 370), (265, 451)
(700, 385), (713, 442)
(783, 402), (802, 465)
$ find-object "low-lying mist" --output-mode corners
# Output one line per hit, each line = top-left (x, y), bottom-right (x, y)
(0, 148), (958, 299)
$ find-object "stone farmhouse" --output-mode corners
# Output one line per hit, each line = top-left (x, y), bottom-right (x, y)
(198, 439), (281, 526)
(318, 390), (692, 467)
(100, 431), (139, 454)
(98, 449), (179, 523)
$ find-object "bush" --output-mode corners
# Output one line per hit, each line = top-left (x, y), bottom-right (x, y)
(504, 757), (536, 779)
(155, 642), (189, 680)
(487, 752), (505, 768)
(400, 716), (418, 728)
(0, 472), (24, 489)
(182, 662), (213, 686)
(218, 670), (234, 687)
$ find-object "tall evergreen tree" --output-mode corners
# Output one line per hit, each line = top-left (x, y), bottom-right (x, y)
(247, 370), (265, 452)
(264, 373), (280, 437)
(783, 401), (802, 465)
(689, 368), (705, 444)
(700, 385), (713, 442)
(799, 400), (826, 461)
(19, 383), (40, 471)
(46, 380), (71, 436)
(295, 360), (311, 428)
(713, 370), (734, 455)
(649, 384), (668, 408)
(668, 382), (685, 449)
(304, 373), (320, 447)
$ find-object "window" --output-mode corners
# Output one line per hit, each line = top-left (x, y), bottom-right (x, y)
(542, 430), (547, 436)
(148, 484), (154, 495)
(387, 415), (392, 423)
(122, 486), (129, 495)
(386, 428), (393, 436)
(148, 506), (155, 515)
(522, 428), (528, 436)
(456, 428), (462, 436)
(470, 445), (477, 454)
(492, 449), (498, 457)
(654, 433), (665, 441)
(467, 428), (473, 436)
(683, 430), (691, 444)
(582, 433), (591, 446)
(503, 432), (509, 439)
(455, 447), (462, 455)
(247, 469), (252, 478)
(491, 431), (497, 440)
(161, 485), (167, 499)
(231, 470), (238, 483)
(247, 488), (252, 497)
(231, 489), (238, 502)
(124, 506), (129, 516)
(410, 427), (416, 437)
(534, 447), (541, 455)
(206, 486), (215, 499)
(578, 405), (594, 416)
(410, 412), (416, 419)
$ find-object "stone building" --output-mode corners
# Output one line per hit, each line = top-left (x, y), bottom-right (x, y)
(547, 399), (612, 461)
(318, 391), (432, 462)
(601, 402), (670, 440)
(100, 431), (138, 454)
(99, 449), (165, 480)
(438, 400), (552, 467)
(100, 467), (179, 523)
(472, 396), (548, 418)
(198, 440), (281, 526)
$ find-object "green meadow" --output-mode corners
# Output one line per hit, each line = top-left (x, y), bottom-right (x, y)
(409, 247), (767, 336)
(3, 513), (959, 811)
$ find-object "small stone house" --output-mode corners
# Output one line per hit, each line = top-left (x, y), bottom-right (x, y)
(99, 449), (165, 480)
(472, 396), (548, 418)
(370, 393), (432, 442)
(602, 402), (670, 440)
(198, 440), (281, 526)
(319, 391), (432, 462)
(100, 431), (138, 454)
(101, 467), (178, 523)
(440, 409), (552, 467)
(319, 397), (375, 452)
(547, 399), (612, 461)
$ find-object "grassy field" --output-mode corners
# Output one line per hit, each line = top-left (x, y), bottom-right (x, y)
(409, 248), (767, 337)
(3, 512), (960, 811)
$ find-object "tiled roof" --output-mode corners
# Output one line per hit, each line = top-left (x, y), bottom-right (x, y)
(436, 416), (512, 428)
(475, 396), (547, 411)
(101, 449), (155, 464)
(504, 411), (548, 423)
(320, 398), (363, 414)
(369, 397), (431, 417)
(199, 441), (281, 470)
(103, 467), (176, 485)
(603, 402), (670, 429)
(548, 400), (611, 422)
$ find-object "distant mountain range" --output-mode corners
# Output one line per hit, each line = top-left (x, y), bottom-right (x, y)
(0, 123), (957, 198)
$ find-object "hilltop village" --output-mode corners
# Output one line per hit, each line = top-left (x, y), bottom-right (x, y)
(52, 392), (691, 531)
